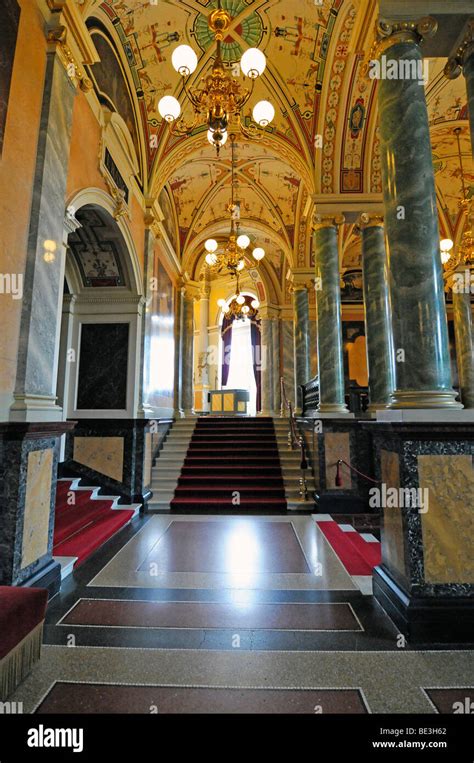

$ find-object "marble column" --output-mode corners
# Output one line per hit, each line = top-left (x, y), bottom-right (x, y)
(377, 17), (460, 409)
(313, 215), (349, 414)
(271, 317), (281, 416)
(179, 287), (194, 417)
(260, 316), (273, 416)
(445, 22), (474, 155)
(11, 36), (78, 422)
(292, 284), (311, 414)
(359, 214), (396, 410)
(138, 224), (157, 418)
(195, 276), (211, 413)
(452, 273), (474, 409)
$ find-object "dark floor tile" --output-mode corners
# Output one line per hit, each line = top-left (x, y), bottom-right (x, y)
(36, 682), (368, 714)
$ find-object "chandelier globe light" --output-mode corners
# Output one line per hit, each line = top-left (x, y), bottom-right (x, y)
(158, 1), (275, 155)
(203, 135), (266, 277)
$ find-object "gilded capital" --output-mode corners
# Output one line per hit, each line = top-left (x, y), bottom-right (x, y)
(358, 212), (384, 230)
(444, 20), (474, 79)
(373, 16), (437, 58)
(312, 212), (345, 231)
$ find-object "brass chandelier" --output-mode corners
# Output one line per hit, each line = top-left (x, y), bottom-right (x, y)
(203, 134), (265, 275)
(218, 270), (260, 320)
(158, 2), (275, 154)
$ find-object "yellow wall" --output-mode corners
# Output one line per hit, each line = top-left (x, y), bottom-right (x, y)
(66, 90), (108, 200)
(0, 1), (47, 407)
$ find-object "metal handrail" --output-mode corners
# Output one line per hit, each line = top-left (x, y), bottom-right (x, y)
(280, 377), (308, 500)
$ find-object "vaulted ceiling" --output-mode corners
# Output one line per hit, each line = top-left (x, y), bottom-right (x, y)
(86, 0), (473, 296)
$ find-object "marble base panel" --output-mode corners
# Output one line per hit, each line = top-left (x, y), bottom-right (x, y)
(299, 418), (374, 510)
(63, 419), (169, 509)
(366, 422), (474, 642)
(0, 421), (75, 596)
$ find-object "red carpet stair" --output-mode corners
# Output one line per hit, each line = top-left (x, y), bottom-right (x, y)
(53, 479), (139, 573)
(170, 417), (288, 512)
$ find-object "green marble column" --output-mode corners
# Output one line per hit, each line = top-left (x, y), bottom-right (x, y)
(313, 215), (349, 414)
(292, 284), (311, 413)
(445, 23), (474, 155)
(360, 214), (395, 410)
(452, 272), (474, 409)
(377, 18), (460, 409)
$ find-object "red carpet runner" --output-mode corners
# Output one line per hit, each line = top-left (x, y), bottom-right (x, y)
(170, 417), (287, 512)
(316, 520), (381, 575)
(53, 480), (134, 566)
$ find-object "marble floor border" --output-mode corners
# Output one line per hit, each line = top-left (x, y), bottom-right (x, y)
(55, 597), (365, 633)
(31, 679), (372, 715)
(88, 515), (357, 591)
(10, 645), (474, 714)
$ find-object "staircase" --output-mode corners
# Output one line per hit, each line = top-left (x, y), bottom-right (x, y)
(167, 417), (288, 512)
(273, 418), (316, 511)
(148, 419), (197, 511)
(53, 479), (140, 576)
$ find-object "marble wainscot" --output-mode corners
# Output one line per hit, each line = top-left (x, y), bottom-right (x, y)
(364, 421), (474, 643)
(298, 418), (374, 513)
(62, 419), (171, 509)
(0, 422), (75, 597)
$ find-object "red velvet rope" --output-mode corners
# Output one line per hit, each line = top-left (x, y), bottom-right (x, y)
(336, 459), (381, 486)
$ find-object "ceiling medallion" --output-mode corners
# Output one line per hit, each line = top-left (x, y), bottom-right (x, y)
(203, 134), (265, 276)
(158, 1), (275, 155)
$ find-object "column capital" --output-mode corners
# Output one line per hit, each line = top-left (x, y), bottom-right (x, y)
(144, 198), (163, 238)
(358, 212), (384, 230)
(445, 20), (474, 78)
(312, 213), (345, 232)
(374, 16), (437, 57)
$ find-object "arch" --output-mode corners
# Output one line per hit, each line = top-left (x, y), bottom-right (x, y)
(66, 188), (143, 297)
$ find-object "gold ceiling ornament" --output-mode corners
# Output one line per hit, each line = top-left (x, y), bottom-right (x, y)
(217, 270), (260, 321)
(203, 134), (265, 276)
(158, 0), (275, 155)
(441, 127), (474, 282)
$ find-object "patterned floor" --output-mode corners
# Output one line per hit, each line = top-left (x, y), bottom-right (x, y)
(8, 513), (474, 714)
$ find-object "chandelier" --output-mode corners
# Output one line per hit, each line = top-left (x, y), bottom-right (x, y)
(204, 135), (265, 275)
(158, 2), (275, 154)
(440, 127), (474, 275)
(218, 270), (260, 320)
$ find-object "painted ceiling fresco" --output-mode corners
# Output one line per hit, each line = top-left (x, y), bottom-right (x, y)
(85, 0), (473, 296)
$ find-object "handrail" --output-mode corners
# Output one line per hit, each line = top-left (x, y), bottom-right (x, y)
(280, 377), (308, 500)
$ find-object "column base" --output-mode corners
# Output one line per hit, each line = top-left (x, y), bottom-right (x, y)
(366, 402), (391, 413)
(10, 394), (63, 422)
(377, 408), (474, 423)
(373, 565), (474, 644)
(389, 389), (463, 409)
(318, 403), (353, 418)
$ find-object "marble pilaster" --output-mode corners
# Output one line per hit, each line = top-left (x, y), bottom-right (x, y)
(195, 275), (211, 413)
(179, 287), (195, 417)
(260, 317), (273, 416)
(359, 214), (396, 410)
(292, 284), (311, 414)
(377, 18), (460, 409)
(271, 318), (281, 416)
(313, 215), (349, 415)
(11, 42), (77, 422)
